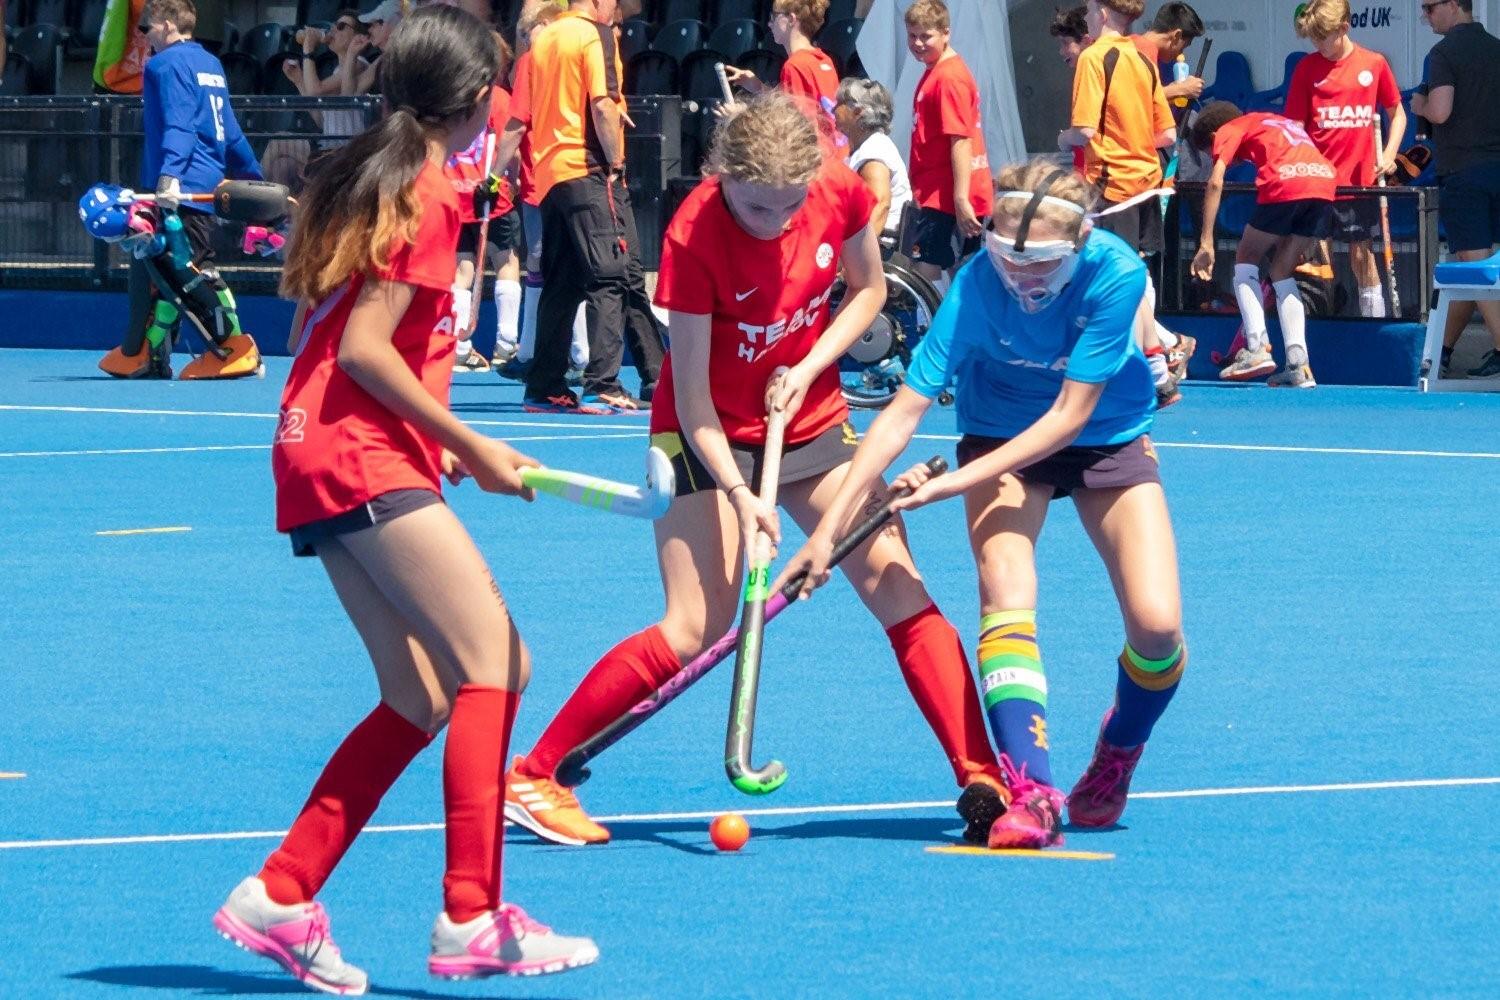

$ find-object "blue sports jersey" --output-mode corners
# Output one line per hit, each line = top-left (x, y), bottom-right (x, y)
(904, 228), (1155, 446)
(141, 41), (261, 209)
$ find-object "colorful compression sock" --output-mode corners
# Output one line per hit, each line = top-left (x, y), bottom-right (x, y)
(259, 703), (433, 905)
(495, 278), (522, 355)
(443, 684), (521, 922)
(1104, 643), (1186, 748)
(1272, 277), (1309, 368)
(977, 610), (1051, 786)
(520, 625), (679, 780)
(1233, 263), (1269, 353)
(886, 604), (1002, 787)
(144, 298), (179, 349)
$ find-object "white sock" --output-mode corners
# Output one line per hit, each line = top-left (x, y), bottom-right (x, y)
(1233, 263), (1269, 354)
(519, 275), (541, 363)
(455, 338), (472, 358)
(933, 271), (952, 296)
(1148, 350), (1170, 386)
(1273, 277), (1308, 368)
(570, 303), (589, 370)
(1153, 320), (1178, 350)
(495, 279), (522, 354)
(1358, 285), (1387, 319)
(450, 285), (472, 338)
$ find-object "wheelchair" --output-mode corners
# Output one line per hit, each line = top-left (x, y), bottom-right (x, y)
(832, 205), (948, 409)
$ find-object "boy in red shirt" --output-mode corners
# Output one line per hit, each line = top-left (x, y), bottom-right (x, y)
(724, 0), (839, 121)
(900, 0), (992, 286)
(1285, 0), (1406, 318)
(1190, 101), (1337, 387)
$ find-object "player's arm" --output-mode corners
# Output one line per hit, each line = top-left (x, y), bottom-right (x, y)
(1191, 158), (1229, 279)
(1151, 79), (1176, 149)
(1061, 50), (1102, 149)
(949, 135), (980, 235)
(1420, 85), (1453, 124)
(222, 101), (264, 181)
(856, 160), (893, 235)
(1378, 102), (1407, 174)
(493, 116), (528, 175)
(589, 97), (625, 169)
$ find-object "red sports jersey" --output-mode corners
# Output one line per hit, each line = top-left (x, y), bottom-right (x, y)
(650, 162), (875, 446)
(780, 46), (839, 118)
(1284, 45), (1399, 189)
(272, 163), (462, 533)
(1212, 113), (1337, 204)
(909, 54), (993, 218)
(446, 86), (515, 223)
(510, 52), (539, 206)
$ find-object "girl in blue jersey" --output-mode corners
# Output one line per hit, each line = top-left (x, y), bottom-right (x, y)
(783, 158), (1186, 850)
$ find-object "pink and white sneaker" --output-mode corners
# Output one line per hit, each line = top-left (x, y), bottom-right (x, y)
(988, 756), (1066, 850)
(212, 877), (369, 995)
(429, 903), (598, 979)
(1067, 710), (1146, 828)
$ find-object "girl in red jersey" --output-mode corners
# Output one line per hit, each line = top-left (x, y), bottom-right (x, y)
(212, 8), (596, 993)
(502, 92), (1006, 848)
(1190, 101), (1337, 388)
(724, 0), (840, 120)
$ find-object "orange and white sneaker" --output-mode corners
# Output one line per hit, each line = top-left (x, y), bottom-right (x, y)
(503, 757), (610, 846)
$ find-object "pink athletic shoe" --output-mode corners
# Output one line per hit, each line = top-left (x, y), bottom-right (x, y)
(213, 877), (368, 995)
(1067, 710), (1146, 828)
(987, 755), (1066, 850)
(429, 903), (598, 979)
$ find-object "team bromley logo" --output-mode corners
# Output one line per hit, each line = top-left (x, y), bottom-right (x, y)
(815, 242), (834, 269)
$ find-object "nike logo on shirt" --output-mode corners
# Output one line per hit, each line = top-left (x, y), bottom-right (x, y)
(735, 288), (757, 301)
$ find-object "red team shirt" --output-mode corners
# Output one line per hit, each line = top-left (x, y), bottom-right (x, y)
(650, 161), (876, 446)
(1212, 113), (1337, 204)
(510, 52), (540, 207)
(780, 47), (839, 117)
(909, 54), (993, 218)
(445, 86), (516, 223)
(272, 163), (462, 532)
(1284, 46), (1399, 189)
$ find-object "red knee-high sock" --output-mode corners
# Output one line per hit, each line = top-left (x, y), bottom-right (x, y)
(443, 684), (521, 923)
(259, 702), (433, 905)
(886, 604), (1002, 788)
(521, 625), (680, 779)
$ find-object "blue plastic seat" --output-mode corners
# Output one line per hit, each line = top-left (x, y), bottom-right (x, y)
(1201, 50), (1255, 111)
(1434, 253), (1500, 287)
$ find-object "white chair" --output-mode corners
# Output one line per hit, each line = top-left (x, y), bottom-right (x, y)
(1420, 250), (1500, 392)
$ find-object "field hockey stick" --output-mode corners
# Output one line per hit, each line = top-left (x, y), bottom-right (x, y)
(1162, 38), (1211, 219)
(555, 454), (950, 788)
(1373, 117), (1400, 317)
(465, 131), (499, 339)
(725, 375), (791, 794)
(128, 180), (295, 224)
(519, 445), (674, 519)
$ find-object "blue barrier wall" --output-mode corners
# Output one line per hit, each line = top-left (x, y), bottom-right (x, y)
(1163, 313), (1425, 388)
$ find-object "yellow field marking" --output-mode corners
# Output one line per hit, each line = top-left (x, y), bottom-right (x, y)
(95, 526), (193, 537)
(925, 845), (1114, 861)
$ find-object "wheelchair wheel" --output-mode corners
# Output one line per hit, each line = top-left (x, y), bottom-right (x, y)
(833, 260), (944, 409)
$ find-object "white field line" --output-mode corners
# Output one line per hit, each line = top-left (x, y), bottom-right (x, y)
(0, 433), (644, 458)
(910, 433), (1500, 460)
(2, 775), (1496, 851)
(0, 404), (648, 433)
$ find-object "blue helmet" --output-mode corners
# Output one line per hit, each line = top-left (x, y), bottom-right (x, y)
(78, 183), (144, 242)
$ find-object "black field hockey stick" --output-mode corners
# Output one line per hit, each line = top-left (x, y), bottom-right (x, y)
(553, 455), (950, 788)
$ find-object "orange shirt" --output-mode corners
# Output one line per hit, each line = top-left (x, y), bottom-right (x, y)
(1071, 34), (1173, 202)
(526, 9), (625, 201)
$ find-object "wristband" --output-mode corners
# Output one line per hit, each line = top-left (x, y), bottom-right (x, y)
(727, 482), (750, 499)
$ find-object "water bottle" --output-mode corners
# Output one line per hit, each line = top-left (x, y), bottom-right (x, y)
(1172, 55), (1190, 109)
(162, 212), (191, 271)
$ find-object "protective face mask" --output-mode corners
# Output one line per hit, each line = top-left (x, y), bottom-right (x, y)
(986, 230), (1081, 313)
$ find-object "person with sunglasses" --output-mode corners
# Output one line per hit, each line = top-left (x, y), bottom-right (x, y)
(285, 11), (371, 102)
(782, 158), (1187, 851)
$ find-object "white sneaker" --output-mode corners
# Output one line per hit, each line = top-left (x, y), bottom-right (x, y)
(429, 903), (599, 979)
(1266, 363), (1317, 388)
(1218, 347), (1276, 382)
(213, 877), (369, 995)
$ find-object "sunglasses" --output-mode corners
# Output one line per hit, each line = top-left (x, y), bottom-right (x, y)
(1420, 0), (1453, 12)
(333, 21), (356, 31)
(136, 22), (152, 34)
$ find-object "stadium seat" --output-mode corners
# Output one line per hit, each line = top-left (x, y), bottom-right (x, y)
(298, 0), (345, 26)
(1248, 50), (1305, 112)
(736, 47), (784, 88)
(219, 50), (260, 95)
(620, 18), (653, 62)
(4, 0), (23, 32)
(242, 22), (294, 73)
(712, 0), (765, 29)
(30, 0), (68, 36)
(818, 17), (863, 77)
(262, 54), (303, 96)
(680, 49), (730, 174)
(626, 49), (679, 97)
(707, 19), (764, 64)
(652, 18), (705, 65)
(1201, 50), (1255, 110)
(223, 20), (241, 55)
(827, 0), (858, 25)
(66, 0), (108, 62)
(0, 51), (32, 95)
(10, 24), (62, 95)
(659, 0), (705, 26)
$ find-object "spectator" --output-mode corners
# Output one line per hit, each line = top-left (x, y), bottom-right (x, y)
(834, 77), (912, 241)
(1050, 6), (1092, 175)
(725, 0), (839, 122)
(901, 0), (992, 287)
(345, 0), (403, 95)
(495, 0), (666, 414)
(288, 12), (372, 141)
(1411, 0), (1500, 379)
(1286, 0), (1405, 319)
(1060, 0), (1178, 407)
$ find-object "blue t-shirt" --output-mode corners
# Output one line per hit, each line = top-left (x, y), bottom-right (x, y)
(141, 41), (261, 208)
(904, 228), (1155, 447)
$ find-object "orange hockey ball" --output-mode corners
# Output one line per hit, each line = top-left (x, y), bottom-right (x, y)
(710, 812), (750, 851)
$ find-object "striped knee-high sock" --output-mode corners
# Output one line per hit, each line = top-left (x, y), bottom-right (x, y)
(1104, 644), (1186, 748)
(977, 610), (1051, 785)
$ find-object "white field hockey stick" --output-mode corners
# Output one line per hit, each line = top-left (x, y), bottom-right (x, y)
(1373, 117), (1400, 317)
(466, 130), (499, 338)
(519, 445), (675, 519)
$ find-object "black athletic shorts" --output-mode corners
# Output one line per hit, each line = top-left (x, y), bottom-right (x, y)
(287, 488), (443, 557)
(458, 207), (524, 258)
(957, 433), (1161, 499)
(901, 206), (981, 269)
(650, 421), (859, 499)
(1094, 197), (1164, 256)
(1247, 199), (1334, 239)
(1330, 197), (1380, 242)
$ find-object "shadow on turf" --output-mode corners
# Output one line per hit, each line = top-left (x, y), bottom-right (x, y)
(66, 965), (579, 999)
